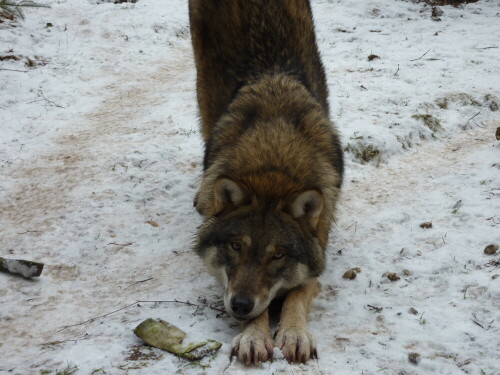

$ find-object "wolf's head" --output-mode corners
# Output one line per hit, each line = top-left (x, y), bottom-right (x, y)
(195, 177), (325, 320)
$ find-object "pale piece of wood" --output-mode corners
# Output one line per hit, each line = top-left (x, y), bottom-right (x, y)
(0, 256), (44, 278)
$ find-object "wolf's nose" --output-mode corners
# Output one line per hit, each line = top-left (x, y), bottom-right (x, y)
(230, 296), (254, 316)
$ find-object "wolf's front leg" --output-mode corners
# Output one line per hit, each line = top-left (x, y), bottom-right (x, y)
(231, 309), (273, 365)
(274, 278), (320, 363)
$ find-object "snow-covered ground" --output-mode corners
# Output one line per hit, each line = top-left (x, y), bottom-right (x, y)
(1, 0), (499, 374)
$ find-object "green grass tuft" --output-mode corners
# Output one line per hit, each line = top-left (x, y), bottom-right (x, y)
(435, 93), (481, 110)
(55, 363), (78, 375)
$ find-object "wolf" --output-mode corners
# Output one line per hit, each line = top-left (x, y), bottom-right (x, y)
(189, 0), (343, 365)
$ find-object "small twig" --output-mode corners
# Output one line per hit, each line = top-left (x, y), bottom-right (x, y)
(0, 68), (29, 72)
(107, 242), (133, 246)
(57, 301), (139, 332)
(410, 49), (430, 61)
(27, 90), (64, 108)
(42, 97), (63, 108)
(485, 260), (500, 268)
(124, 277), (153, 289)
(137, 299), (226, 314)
(41, 335), (88, 347)
(136, 299), (198, 307)
(393, 64), (399, 77)
(345, 221), (358, 231)
(57, 298), (228, 333)
(466, 111), (481, 126)
(143, 161), (157, 169)
(367, 304), (383, 313)
(472, 313), (493, 330)
(458, 359), (472, 368)
(136, 299), (200, 307)
(209, 303), (226, 313)
(472, 319), (484, 329)
(473, 46), (498, 50)
(222, 358), (234, 375)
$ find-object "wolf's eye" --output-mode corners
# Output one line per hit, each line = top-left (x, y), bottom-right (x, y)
(230, 241), (242, 251)
(273, 251), (284, 260)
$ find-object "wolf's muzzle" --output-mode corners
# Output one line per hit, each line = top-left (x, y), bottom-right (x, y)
(230, 295), (255, 318)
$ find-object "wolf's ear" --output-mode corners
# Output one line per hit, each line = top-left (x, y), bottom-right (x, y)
(213, 177), (249, 214)
(288, 190), (323, 230)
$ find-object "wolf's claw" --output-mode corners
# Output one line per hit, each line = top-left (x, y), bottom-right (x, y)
(231, 327), (273, 365)
(274, 326), (317, 363)
(312, 347), (318, 359)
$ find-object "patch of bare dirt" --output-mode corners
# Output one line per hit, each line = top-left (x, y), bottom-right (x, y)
(340, 120), (498, 212)
(0, 46), (191, 233)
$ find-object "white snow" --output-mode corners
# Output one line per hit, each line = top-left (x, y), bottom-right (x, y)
(0, 0), (499, 374)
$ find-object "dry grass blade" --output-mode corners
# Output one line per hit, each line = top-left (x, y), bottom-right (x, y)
(0, 0), (50, 20)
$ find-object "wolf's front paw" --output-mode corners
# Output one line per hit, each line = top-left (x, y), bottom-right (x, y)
(231, 325), (274, 365)
(274, 326), (317, 363)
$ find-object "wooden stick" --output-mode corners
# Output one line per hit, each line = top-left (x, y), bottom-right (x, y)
(410, 49), (430, 62)
(0, 256), (44, 278)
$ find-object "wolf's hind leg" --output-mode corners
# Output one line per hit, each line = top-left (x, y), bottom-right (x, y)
(274, 278), (320, 363)
(231, 309), (274, 365)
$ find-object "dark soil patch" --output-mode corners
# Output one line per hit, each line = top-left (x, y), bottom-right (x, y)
(94, 0), (138, 3)
(0, 11), (15, 22)
(415, 0), (479, 6)
(125, 345), (163, 361)
(0, 54), (21, 61)
(345, 142), (381, 165)
(412, 114), (442, 133)
(484, 94), (499, 112)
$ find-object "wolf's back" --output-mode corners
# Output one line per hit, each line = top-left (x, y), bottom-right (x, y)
(189, 0), (329, 142)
